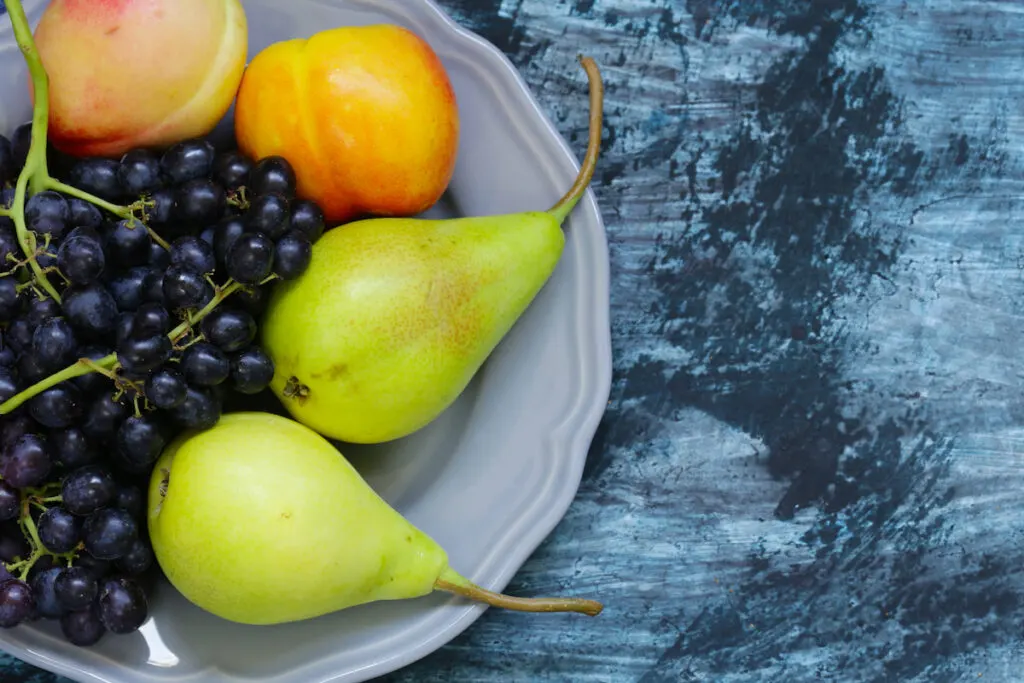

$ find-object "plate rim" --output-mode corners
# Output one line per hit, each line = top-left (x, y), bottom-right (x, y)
(0, 0), (613, 680)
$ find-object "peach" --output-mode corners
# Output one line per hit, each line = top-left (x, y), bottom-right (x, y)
(233, 24), (459, 225)
(32, 0), (248, 158)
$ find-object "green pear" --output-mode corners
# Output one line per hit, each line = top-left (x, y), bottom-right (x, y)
(147, 411), (602, 625)
(260, 56), (604, 444)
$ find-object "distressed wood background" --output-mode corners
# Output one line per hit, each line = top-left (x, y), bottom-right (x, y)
(5, 0), (1024, 681)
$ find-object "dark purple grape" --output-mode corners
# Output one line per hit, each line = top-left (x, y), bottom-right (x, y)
(36, 248), (58, 271)
(0, 228), (18, 270)
(231, 347), (275, 395)
(0, 521), (27, 563)
(117, 149), (162, 196)
(144, 368), (187, 410)
(0, 337), (13, 368)
(17, 352), (48, 386)
(28, 385), (83, 429)
(162, 264), (213, 310)
(0, 580), (34, 628)
(116, 540), (153, 576)
(110, 449), (152, 478)
(31, 317), (79, 373)
(117, 333), (172, 374)
(0, 367), (18, 404)
(5, 317), (32, 353)
(97, 577), (147, 634)
(147, 242), (170, 269)
(0, 222), (16, 253)
(214, 150), (252, 190)
(245, 193), (289, 239)
(181, 342), (230, 386)
(115, 485), (145, 520)
(83, 509), (138, 560)
(81, 393), (129, 442)
(232, 285), (268, 318)
(68, 158), (122, 203)
(140, 268), (165, 306)
(0, 483), (17, 522)
(289, 199), (326, 243)
(50, 428), (99, 469)
(170, 386), (221, 430)
(0, 337), (14, 368)
(62, 465), (117, 516)
(62, 284), (119, 341)
(173, 178), (225, 226)
(71, 345), (114, 396)
(0, 135), (13, 187)
(1, 433), (51, 487)
(54, 567), (97, 612)
(106, 265), (151, 311)
(0, 413), (34, 453)
(57, 231), (106, 285)
(170, 235), (216, 274)
(25, 191), (69, 239)
(129, 302), (170, 339)
(200, 307), (255, 352)
(67, 198), (103, 231)
(10, 122), (30, 168)
(37, 507), (81, 553)
(273, 231), (312, 281)
(199, 225), (216, 247)
(73, 553), (111, 581)
(116, 416), (165, 467)
(60, 606), (106, 646)
(160, 139), (215, 185)
(26, 297), (61, 326)
(213, 216), (245, 268)
(30, 567), (65, 619)
(25, 190), (68, 220)
(0, 279), (18, 322)
(145, 188), (176, 228)
(105, 219), (151, 268)
(250, 156), (296, 198)
(226, 232), (274, 284)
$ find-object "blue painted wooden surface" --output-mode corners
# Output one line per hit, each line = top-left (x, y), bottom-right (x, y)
(4, 0), (1024, 681)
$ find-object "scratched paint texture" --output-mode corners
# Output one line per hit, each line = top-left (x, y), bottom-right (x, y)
(3, 0), (1024, 681)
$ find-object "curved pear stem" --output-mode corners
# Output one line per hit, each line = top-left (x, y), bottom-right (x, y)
(434, 568), (603, 616)
(547, 55), (604, 225)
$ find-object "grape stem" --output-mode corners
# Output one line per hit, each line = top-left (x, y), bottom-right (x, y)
(0, 279), (245, 414)
(16, 498), (45, 581)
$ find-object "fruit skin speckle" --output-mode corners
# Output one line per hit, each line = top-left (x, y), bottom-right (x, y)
(59, 0), (133, 19)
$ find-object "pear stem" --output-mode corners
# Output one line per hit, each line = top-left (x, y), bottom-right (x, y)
(434, 569), (603, 616)
(547, 55), (604, 225)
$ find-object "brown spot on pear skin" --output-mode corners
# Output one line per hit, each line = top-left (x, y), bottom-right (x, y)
(281, 511), (292, 520)
(312, 363), (348, 381)
(282, 376), (311, 404)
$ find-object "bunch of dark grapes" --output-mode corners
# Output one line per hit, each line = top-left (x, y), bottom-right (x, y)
(0, 122), (325, 647)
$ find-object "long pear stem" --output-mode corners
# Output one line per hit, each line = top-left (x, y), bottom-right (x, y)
(434, 568), (603, 616)
(547, 55), (604, 225)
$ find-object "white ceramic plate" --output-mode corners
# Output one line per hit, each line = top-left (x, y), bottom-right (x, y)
(0, 0), (612, 680)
